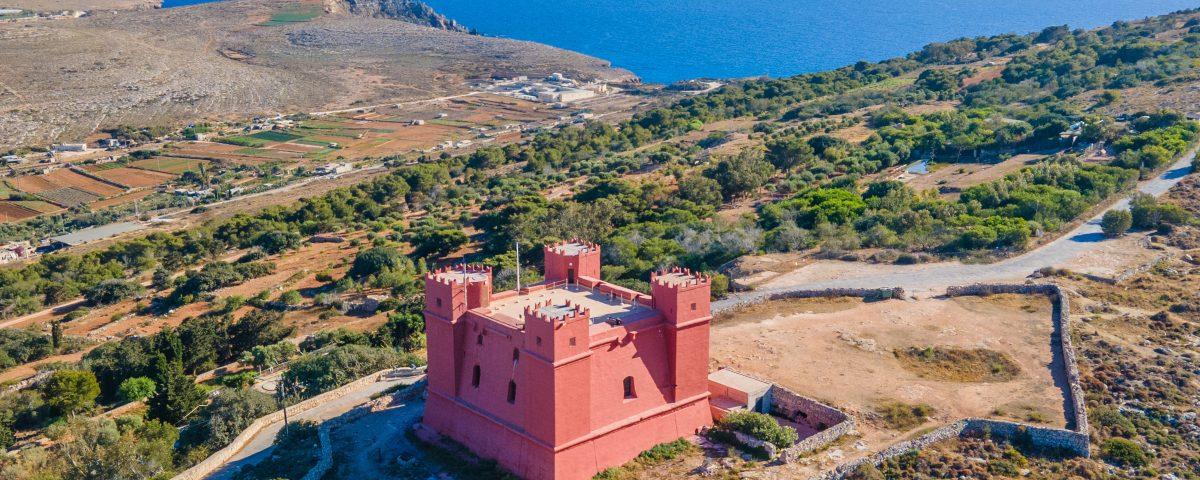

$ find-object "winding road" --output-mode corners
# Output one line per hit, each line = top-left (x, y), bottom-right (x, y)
(715, 151), (1197, 309)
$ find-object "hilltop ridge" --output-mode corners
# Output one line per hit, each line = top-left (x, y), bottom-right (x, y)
(332, 0), (469, 32)
(0, 0), (632, 148)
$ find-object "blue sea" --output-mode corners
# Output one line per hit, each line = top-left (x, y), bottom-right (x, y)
(166, 0), (1200, 83)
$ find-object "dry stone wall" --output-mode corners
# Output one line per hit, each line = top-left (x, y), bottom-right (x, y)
(770, 385), (855, 457)
(812, 283), (1092, 479)
(944, 283), (1089, 437)
(712, 287), (906, 314)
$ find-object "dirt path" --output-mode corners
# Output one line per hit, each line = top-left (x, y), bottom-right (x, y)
(204, 374), (423, 480)
(324, 395), (426, 480)
(718, 153), (1197, 305)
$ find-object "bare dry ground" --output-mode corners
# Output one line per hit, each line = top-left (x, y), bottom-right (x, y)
(710, 294), (1066, 476)
(0, 0), (633, 148)
(3, 0), (158, 11)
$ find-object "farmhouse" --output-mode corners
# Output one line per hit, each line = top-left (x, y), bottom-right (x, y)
(421, 240), (714, 480)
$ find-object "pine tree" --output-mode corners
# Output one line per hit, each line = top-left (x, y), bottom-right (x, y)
(147, 353), (203, 425)
(51, 320), (63, 351)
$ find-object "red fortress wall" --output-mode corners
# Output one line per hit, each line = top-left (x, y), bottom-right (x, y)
(421, 240), (713, 480)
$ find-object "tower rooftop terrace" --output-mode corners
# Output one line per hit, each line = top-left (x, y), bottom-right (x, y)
(479, 283), (657, 327)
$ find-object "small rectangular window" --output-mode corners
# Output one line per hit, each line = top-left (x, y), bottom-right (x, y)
(436, 298), (442, 307)
(691, 302), (697, 311)
(471, 365), (480, 388)
(569, 337), (576, 347)
(507, 381), (517, 404)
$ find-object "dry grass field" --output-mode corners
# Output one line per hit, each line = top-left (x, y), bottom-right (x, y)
(93, 167), (177, 188)
(710, 294), (1066, 475)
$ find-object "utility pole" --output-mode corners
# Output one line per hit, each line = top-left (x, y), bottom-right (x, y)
(514, 240), (521, 295)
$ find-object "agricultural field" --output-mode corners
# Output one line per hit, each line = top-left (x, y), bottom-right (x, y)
(165, 142), (296, 165)
(7, 169), (124, 197)
(257, 3), (323, 27)
(0, 202), (42, 223)
(91, 167), (177, 188)
(200, 93), (572, 163)
(89, 189), (156, 210)
(129, 156), (210, 175)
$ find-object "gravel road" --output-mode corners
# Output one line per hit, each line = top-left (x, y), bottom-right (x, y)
(715, 152), (1197, 308)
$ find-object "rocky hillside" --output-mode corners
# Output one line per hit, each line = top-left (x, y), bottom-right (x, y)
(0, 0), (633, 148)
(334, 0), (469, 33)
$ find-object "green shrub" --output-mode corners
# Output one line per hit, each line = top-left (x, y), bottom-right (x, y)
(117, 377), (156, 403)
(1101, 437), (1149, 467)
(718, 410), (798, 448)
(1101, 209), (1133, 237)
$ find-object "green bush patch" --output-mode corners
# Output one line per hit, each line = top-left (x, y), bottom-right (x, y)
(875, 402), (937, 430)
(894, 346), (1021, 382)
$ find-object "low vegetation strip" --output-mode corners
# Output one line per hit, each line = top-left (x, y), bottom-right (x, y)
(893, 346), (1021, 383)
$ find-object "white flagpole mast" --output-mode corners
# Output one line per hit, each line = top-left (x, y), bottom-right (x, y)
(514, 241), (521, 295)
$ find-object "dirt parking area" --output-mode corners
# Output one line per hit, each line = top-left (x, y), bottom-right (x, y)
(899, 153), (1044, 197)
(710, 294), (1067, 473)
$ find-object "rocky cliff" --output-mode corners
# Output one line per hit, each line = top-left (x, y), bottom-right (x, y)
(334, 0), (469, 33)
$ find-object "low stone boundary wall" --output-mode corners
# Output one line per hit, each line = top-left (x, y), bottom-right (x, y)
(299, 425), (332, 480)
(712, 287), (906, 314)
(771, 385), (855, 459)
(172, 368), (400, 480)
(944, 283), (1089, 437)
(812, 283), (1092, 479)
(1, 370), (51, 396)
(815, 418), (1090, 479)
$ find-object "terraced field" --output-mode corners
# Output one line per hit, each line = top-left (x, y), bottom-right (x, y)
(129, 157), (210, 175)
(0, 202), (42, 223)
(93, 167), (177, 188)
(8, 169), (124, 197)
(36, 187), (101, 207)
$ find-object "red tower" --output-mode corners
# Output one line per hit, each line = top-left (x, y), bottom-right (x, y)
(421, 242), (713, 480)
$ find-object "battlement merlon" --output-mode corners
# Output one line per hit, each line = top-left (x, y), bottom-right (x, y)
(544, 239), (601, 283)
(522, 300), (593, 362)
(650, 267), (712, 327)
(424, 264), (494, 319)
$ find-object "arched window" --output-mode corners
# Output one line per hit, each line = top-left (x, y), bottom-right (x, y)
(623, 376), (635, 399)
(471, 365), (480, 388)
(507, 381), (517, 404)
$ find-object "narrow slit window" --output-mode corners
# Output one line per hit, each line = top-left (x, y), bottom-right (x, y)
(623, 376), (635, 399)
(507, 381), (517, 404)
(436, 298), (442, 307)
(512, 348), (520, 364)
(471, 365), (480, 388)
(476, 333), (484, 345)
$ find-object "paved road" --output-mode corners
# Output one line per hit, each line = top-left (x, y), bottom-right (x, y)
(204, 374), (422, 480)
(715, 152), (1197, 308)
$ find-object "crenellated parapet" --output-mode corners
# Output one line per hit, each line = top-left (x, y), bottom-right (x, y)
(544, 239), (601, 283)
(650, 266), (711, 289)
(425, 264), (494, 317)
